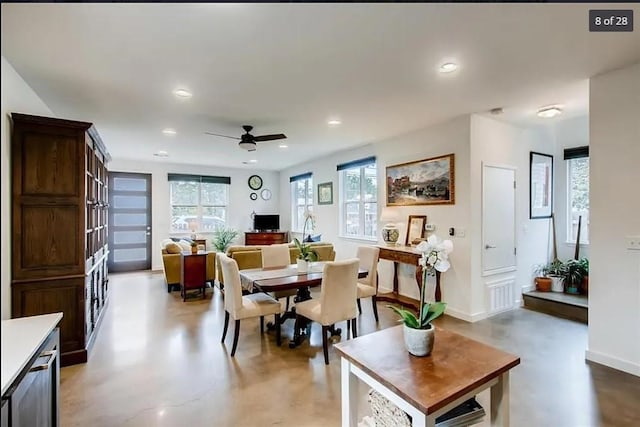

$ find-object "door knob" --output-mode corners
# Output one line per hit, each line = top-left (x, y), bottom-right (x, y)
(146, 232), (151, 236)
(485, 244), (497, 249)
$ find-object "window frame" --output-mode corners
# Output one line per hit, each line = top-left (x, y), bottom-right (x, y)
(168, 176), (230, 234)
(290, 176), (313, 233)
(338, 161), (378, 241)
(566, 156), (590, 245)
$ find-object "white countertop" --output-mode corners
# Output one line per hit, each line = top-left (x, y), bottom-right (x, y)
(1, 313), (63, 396)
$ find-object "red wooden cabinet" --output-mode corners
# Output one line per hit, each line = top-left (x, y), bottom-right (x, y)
(180, 253), (207, 301)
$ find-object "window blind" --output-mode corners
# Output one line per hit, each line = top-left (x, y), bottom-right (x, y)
(563, 146), (589, 160)
(167, 173), (231, 184)
(289, 172), (312, 182)
(336, 156), (376, 171)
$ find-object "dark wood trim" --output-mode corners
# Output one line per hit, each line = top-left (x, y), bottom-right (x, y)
(60, 349), (87, 367)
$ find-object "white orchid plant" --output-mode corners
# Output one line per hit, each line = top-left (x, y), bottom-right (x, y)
(293, 210), (318, 262)
(388, 235), (453, 330)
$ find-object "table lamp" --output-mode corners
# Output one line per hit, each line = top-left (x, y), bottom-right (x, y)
(380, 207), (400, 245)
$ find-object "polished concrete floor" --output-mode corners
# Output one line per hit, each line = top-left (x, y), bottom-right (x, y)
(60, 272), (640, 427)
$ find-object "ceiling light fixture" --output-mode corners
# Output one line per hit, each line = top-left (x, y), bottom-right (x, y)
(173, 88), (192, 98)
(279, 144), (288, 148)
(162, 128), (177, 135)
(537, 106), (563, 118)
(154, 150), (169, 157)
(490, 107), (504, 115)
(327, 119), (342, 126)
(439, 62), (458, 73)
(249, 159), (257, 163)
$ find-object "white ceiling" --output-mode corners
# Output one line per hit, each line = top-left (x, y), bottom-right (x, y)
(2, 3), (639, 170)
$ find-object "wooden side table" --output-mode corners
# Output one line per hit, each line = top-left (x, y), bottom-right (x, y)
(180, 252), (207, 301)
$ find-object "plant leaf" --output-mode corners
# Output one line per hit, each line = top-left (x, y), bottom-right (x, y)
(424, 302), (447, 325)
(420, 303), (431, 325)
(387, 305), (419, 328)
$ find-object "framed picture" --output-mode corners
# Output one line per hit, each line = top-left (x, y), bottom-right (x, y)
(529, 152), (553, 219)
(406, 215), (427, 246)
(386, 153), (455, 206)
(317, 182), (333, 205)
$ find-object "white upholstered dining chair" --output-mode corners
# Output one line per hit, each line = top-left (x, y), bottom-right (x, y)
(356, 246), (380, 322)
(217, 253), (284, 356)
(261, 244), (297, 310)
(294, 259), (360, 364)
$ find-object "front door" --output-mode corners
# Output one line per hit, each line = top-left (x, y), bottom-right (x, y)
(108, 172), (152, 272)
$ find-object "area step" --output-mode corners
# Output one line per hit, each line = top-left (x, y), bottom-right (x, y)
(522, 291), (588, 324)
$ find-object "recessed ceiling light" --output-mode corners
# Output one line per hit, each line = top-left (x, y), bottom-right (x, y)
(439, 62), (458, 73)
(173, 88), (192, 98)
(537, 106), (563, 118)
(279, 144), (288, 148)
(162, 128), (177, 135)
(248, 159), (257, 163)
(154, 150), (169, 157)
(328, 119), (342, 126)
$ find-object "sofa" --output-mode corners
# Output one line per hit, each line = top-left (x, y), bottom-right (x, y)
(161, 239), (216, 292)
(217, 242), (336, 287)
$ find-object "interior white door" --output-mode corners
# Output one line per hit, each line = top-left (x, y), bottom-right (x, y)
(482, 165), (516, 273)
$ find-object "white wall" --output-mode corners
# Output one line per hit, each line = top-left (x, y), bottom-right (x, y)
(587, 63), (640, 376)
(280, 116), (473, 319)
(553, 115), (590, 261)
(108, 158), (280, 271)
(470, 115), (556, 318)
(1, 56), (55, 320)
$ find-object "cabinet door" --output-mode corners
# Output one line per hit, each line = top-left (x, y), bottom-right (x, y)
(1, 399), (8, 427)
(10, 359), (52, 427)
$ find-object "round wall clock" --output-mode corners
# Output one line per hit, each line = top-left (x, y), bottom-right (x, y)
(260, 189), (272, 201)
(248, 175), (263, 190)
(250, 192), (258, 200)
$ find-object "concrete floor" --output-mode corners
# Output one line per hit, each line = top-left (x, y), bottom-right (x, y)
(60, 271), (640, 427)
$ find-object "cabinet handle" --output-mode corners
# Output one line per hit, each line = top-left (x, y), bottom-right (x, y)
(29, 349), (57, 372)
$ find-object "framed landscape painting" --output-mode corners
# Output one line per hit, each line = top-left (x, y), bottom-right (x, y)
(386, 153), (455, 206)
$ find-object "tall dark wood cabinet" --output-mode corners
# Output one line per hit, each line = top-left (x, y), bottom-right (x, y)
(10, 113), (110, 366)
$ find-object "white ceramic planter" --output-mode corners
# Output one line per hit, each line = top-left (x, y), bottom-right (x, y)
(403, 324), (435, 357)
(549, 275), (564, 293)
(297, 259), (309, 273)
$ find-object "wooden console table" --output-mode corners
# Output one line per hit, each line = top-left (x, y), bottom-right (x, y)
(180, 252), (207, 302)
(335, 325), (520, 427)
(245, 231), (288, 245)
(376, 245), (441, 310)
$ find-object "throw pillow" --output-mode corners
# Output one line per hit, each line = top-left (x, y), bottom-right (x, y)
(177, 240), (192, 252)
(165, 242), (182, 254)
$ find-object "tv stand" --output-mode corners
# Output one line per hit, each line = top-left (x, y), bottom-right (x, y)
(245, 231), (288, 245)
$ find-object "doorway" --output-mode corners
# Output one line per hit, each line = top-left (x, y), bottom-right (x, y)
(108, 172), (152, 272)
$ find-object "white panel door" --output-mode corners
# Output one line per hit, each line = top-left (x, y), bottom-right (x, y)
(482, 165), (516, 273)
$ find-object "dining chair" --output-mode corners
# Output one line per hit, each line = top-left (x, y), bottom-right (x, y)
(294, 258), (360, 364)
(261, 244), (297, 310)
(217, 253), (283, 356)
(356, 246), (381, 322)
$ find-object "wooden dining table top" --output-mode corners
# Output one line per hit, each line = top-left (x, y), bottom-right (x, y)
(240, 262), (368, 292)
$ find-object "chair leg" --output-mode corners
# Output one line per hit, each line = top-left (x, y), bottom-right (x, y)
(231, 320), (241, 356)
(260, 316), (265, 334)
(347, 319), (351, 339)
(221, 311), (230, 343)
(275, 313), (281, 346)
(351, 318), (358, 338)
(372, 295), (379, 322)
(322, 325), (329, 365)
(285, 296), (290, 312)
(357, 298), (362, 315)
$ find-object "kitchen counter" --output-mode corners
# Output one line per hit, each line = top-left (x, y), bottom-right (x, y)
(1, 313), (63, 396)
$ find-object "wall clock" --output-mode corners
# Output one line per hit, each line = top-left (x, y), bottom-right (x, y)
(248, 175), (263, 190)
(260, 189), (272, 201)
(250, 192), (258, 200)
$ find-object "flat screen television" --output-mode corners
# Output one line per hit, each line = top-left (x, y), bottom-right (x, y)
(253, 214), (280, 232)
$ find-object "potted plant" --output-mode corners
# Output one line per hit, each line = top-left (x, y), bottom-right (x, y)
(211, 227), (239, 253)
(190, 241), (198, 254)
(545, 259), (566, 293)
(293, 238), (318, 272)
(533, 264), (553, 292)
(563, 259), (588, 294)
(579, 258), (589, 295)
(388, 235), (451, 356)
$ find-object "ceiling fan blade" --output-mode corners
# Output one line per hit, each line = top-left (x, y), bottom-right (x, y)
(204, 132), (240, 140)
(253, 133), (287, 142)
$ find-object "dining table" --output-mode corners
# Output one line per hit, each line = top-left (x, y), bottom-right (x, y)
(239, 262), (367, 348)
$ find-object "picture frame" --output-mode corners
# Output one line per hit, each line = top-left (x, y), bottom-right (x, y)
(529, 152), (553, 219)
(386, 153), (455, 206)
(317, 182), (333, 205)
(406, 215), (427, 246)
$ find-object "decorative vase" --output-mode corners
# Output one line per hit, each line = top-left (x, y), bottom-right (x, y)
(191, 246), (198, 254)
(403, 324), (435, 357)
(581, 276), (589, 295)
(382, 225), (400, 245)
(297, 259), (309, 273)
(534, 277), (552, 292)
(549, 275), (564, 293)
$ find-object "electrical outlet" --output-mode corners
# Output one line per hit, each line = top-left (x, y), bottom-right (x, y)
(425, 224), (436, 231)
(456, 228), (466, 237)
(627, 236), (640, 251)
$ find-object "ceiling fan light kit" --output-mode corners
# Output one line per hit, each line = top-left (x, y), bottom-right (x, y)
(205, 124), (287, 151)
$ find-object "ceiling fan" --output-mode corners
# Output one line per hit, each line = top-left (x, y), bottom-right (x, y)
(205, 125), (287, 152)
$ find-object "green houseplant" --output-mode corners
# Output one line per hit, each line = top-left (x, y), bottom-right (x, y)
(563, 258), (588, 294)
(388, 235), (451, 356)
(211, 227), (239, 252)
(579, 258), (589, 295)
(294, 211), (318, 272)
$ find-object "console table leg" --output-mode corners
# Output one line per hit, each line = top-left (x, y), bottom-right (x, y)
(490, 371), (510, 427)
(341, 358), (358, 427)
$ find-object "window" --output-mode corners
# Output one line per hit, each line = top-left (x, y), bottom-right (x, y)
(565, 147), (589, 244)
(338, 157), (377, 239)
(168, 174), (230, 233)
(290, 173), (313, 233)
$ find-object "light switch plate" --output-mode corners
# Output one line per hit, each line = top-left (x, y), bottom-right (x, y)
(626, 236), (640, 251)
(425, 224), (436, 231)
(456, 228), (466, 238)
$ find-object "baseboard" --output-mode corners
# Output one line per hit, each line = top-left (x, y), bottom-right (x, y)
(445, 306), (487, 323)
(521, 284), (535, 293)
(585, 349), (640, 377)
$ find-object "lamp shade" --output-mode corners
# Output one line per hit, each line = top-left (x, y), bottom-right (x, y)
(380, 207), (399, 223)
